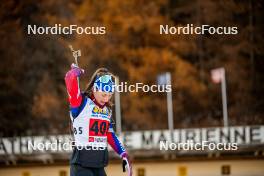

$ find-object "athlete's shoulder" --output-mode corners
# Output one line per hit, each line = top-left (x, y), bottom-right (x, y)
(86, 97), (95, 106)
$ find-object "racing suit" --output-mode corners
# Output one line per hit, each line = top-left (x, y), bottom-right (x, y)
(65, 67), (126, 176)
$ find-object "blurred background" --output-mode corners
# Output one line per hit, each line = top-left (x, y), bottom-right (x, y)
(0, 0), (264, 176)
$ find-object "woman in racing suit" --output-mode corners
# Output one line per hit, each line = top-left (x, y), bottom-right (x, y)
(65, 64), (132, 176)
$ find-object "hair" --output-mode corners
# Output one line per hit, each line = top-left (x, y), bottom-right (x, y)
(83, 67), (115, 110)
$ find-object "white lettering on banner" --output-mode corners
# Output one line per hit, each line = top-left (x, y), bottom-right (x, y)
(140, 130), (171, 149)
(0, 126), (263, 155)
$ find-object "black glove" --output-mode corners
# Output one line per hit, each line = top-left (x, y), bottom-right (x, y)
(121, 152), (132, 176)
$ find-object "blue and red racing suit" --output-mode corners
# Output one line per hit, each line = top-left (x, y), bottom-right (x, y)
(65, 67), (126, 168)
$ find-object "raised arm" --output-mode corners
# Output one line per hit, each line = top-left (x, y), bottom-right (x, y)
(64, 64), (84, 116)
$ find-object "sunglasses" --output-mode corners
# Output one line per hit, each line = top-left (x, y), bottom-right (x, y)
(96, 75), (113, 84)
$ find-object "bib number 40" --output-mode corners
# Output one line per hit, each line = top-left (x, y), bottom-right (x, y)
(89, 119), (109, 136)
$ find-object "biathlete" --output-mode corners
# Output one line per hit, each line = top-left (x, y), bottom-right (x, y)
(65, 64), (132, 176)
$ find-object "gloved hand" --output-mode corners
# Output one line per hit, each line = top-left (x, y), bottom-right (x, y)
(70, 63), (84, 76)
(121, 152), (132, 176)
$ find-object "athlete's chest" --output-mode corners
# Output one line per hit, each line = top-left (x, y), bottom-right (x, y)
(73, 99), (111, 138)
